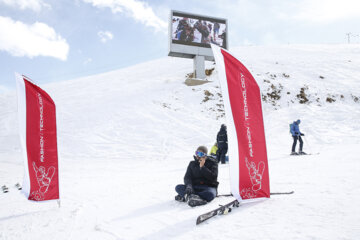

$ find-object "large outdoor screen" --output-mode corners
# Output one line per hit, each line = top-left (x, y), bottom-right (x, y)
(171, 11), (227, 49)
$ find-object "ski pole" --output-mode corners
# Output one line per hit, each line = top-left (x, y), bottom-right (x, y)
(303, 136), (313, 153)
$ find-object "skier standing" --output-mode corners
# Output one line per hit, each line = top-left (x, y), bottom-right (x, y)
(290, 119), (306, 155)
(216, 124), (228, 164)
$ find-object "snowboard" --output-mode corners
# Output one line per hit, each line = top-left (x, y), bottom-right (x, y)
(196, 199), (240, 225)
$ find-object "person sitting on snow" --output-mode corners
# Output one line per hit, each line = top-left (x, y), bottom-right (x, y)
(290, 119), (306, 155)
(175, 146), (219, 207)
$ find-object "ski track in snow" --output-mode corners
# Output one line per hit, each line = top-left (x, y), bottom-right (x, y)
(1, 45), (360, 239)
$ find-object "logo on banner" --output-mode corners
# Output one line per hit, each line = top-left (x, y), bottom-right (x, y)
(240, 158), (266, 198)
(245, 157), (265, 191)
(31, 162), (56, 200)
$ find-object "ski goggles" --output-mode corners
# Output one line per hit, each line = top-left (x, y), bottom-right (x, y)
(195, 151), (207, 158)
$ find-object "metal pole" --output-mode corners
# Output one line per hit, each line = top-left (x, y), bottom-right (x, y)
(193, 55), (206, 79)
(346, 33), (351, 44)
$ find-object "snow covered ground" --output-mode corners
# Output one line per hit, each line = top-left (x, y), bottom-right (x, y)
(1, 44), (360, 240)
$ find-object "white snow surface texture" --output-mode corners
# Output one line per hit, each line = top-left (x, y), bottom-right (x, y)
(1, 45), (360, 240)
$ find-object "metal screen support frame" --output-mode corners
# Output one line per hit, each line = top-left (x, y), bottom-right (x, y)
(193, 55), (206, 79)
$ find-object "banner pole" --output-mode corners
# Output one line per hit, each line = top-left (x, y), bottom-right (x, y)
(16, 75), (60, 202)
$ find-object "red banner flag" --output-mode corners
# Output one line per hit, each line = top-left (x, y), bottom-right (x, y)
(211, 45), (270, 201)
(16, 74), (59, 201)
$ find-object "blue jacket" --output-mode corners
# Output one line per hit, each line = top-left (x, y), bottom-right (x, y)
(290, 121), (302, 136)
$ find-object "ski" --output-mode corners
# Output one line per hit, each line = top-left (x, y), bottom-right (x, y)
(290, 152), (319, 156)
(270, 191), (294, 195)
(196, 199), (240, 225)
(1, 185), (9, 193)
(218, 191), (294, 197)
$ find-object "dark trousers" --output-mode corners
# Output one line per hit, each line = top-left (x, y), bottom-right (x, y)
(175, 184), (216, 202)
(217, 145), (228, 164)
(292, 136), (303, 152)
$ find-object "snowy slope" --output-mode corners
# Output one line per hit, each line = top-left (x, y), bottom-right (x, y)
(1, 45), (360, 240)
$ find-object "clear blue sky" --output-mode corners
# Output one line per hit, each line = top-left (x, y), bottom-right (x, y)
(1, 0), (359, 90)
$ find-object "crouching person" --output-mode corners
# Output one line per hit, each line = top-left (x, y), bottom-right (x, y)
(175, 146), (219, 207)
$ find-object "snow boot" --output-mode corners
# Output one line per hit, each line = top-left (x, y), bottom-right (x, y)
(188, 194), (207, 207)
(1, 185), (9, 193)
(290, 151), (298, 155)
(15, 183), (22, 190)
(175, 194), (186, 202)
(298, 151), (307, 155)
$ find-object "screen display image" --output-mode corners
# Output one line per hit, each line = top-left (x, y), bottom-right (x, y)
(171, 12), (227, 49)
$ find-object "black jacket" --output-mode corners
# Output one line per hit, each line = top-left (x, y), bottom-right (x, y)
(184, 156), (219, 188)
(217, 126), (228, 148)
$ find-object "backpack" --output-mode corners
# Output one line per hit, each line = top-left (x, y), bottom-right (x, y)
(289, 123), (293, 134)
